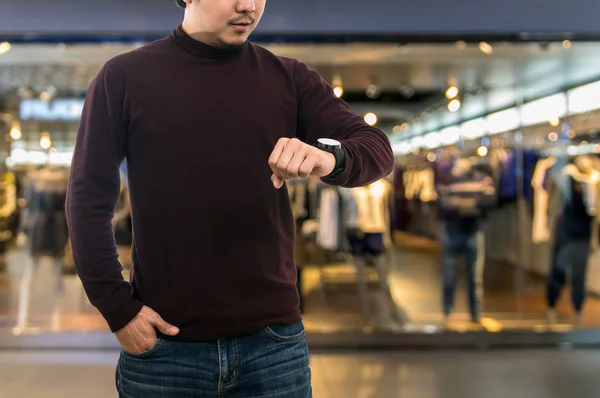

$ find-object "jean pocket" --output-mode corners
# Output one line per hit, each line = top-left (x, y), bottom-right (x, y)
(122, 338), (164, 359)
(264, 322), (306, 343)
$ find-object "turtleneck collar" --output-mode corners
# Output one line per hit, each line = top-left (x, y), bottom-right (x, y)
(171, 24), (247, 59)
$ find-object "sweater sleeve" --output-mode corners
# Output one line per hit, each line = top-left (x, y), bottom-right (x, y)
(291, 60), (395, 188)
(66, 62), (143, 333)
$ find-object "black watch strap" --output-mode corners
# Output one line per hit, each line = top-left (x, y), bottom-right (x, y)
(316, 140), (345, 178)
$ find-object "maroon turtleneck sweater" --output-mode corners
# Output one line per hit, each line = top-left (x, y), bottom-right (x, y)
(66, 25), (394, 341)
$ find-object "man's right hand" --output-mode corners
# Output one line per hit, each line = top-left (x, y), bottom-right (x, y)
(115, 306), (179, 355)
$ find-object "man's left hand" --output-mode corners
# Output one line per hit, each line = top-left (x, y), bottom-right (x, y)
(268, 138), (336, 189)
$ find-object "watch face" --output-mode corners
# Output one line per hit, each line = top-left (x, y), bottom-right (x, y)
(317, 138), (341, 147)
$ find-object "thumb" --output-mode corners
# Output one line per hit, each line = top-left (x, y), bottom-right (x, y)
(271, 173), (284, 189)
(151, 315), (179, 336)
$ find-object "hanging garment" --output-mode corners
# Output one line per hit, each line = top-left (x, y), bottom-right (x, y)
(497, 149), (539, 203)
(287, 180), (307, 222)
(339, 188), (358, 228)
(316, 187), (339, 250)
(22, 168), (69, 258)
(392, 166), (409, 230)
(488, 148), (509, 184)
(403, 170), (419, 200)
(417, 169), (438, 202)
(531, 157), (556, 243)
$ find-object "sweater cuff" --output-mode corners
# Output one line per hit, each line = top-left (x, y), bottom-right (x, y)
(104, 298), (144, 333)
(320, 146), (353, 186)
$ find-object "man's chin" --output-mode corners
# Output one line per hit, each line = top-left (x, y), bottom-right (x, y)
(218, 32), (251, 48)
(222, 41), (246, 50)
(222, 37), (248, 49)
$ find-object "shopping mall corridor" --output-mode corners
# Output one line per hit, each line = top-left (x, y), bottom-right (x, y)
(1, 348), (599, 398)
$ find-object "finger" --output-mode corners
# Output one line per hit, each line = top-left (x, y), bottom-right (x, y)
(275, 147), (297, 179)
(298, 156), (316, 178)
(150, 313), (180, 336)
(272, 174), (284, 189)
(268, 138), (288, 174)
(286, 150), (308, 178)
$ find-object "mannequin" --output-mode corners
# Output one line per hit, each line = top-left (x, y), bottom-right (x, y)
(437, 157), (496, 327)
(346, 178), (393, 255)
(15, 164), (69, 331)
(544, 154), (600, 327)
(342, 178), (401, 326)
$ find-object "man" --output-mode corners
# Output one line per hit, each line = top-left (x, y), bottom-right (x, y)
(66, 0), (394, 396)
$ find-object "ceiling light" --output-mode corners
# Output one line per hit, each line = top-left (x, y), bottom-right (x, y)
(477, 146), (488, 157)
(40, 133), (52, 150)
(364, 112), (378, 126)
(479, 42), (493, 55)
(548, 132), (558, 142)
(10, 125), (21, 140)
(392, 125), (403, 133)
(445, 86), (459, 100)
(448, 99), (461, 112)
(455, 41), (467, 50)
(549, 117), (560, 127)
(332, 74), (343, 88)
(333, 85), (344, 98)
(562, 40), (572, 49)
(568, 129), (577, 139)
(427, 152), (437, 162)
(0, 42), (11, 55)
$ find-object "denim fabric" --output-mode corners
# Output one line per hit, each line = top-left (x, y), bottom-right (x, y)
(441, 226), (484, 322)
(116, 322), (312, 397)
(547, 222), (591, 312)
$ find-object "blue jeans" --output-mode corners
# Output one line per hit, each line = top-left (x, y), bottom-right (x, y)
(116, 322), (312, 397)
(547, 221), (591, 313)
(441, 226), (484, 322)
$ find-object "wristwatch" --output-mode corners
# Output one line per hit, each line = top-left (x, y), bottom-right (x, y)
(316, 138), (345, 178)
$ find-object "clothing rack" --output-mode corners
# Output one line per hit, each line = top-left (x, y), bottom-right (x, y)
(290, 178), (405, 328)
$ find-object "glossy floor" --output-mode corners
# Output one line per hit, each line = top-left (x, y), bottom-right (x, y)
(0, 349), (598, 398)
(1, 231), (600, 335)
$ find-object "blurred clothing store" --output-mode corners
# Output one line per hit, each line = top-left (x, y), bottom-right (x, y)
(1, 0), (600, 350)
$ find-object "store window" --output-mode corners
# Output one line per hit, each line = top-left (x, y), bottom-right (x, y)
(1, 40), (600, 347)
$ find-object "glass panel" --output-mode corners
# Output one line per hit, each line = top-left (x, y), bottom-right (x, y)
(0, 40), (600, 345)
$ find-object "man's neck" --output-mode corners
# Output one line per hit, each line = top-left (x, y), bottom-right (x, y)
(181, 22), (222, 48)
